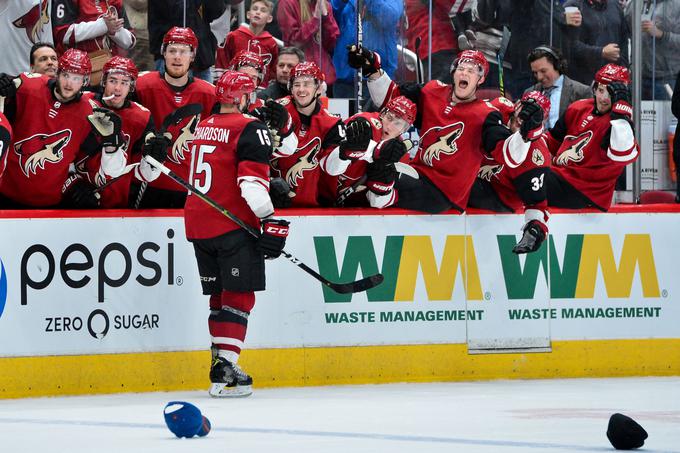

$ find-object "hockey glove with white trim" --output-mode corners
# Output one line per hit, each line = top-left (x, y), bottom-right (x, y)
(142, 132), (171, 163)
(518, 98), (544, 141)
(258, 218), (290, 259)
(340, 117), (372, 160)
(62, 174), (100, 209)
(366, 160), (396, 195)
(347, 45), (382, 76)
(608, 82), (633, 121)
(88, 107), (124, 148)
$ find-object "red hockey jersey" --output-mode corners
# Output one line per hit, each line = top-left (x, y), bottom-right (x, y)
(184, 113), (272, 240)
(52, 0), (134, 55)
(82, 94), (154, 208)
(272, 97), (344, 207)
(478, 137), (551, 212)
(215, 25), (279, 87)
(395, 80), (509, 211)
(0, 73), (99, 206)
(135, 72), (216, 192)
(546, 98), (639, 210)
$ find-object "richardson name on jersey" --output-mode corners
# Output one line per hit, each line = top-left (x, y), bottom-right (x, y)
(193, 126), (230, 143)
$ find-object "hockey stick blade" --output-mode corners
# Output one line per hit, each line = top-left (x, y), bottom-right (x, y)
(145, 155), (385, 294)
(160, 103), (203, 133)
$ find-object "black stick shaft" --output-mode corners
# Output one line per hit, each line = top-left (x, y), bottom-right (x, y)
(145, 156), (384, 294)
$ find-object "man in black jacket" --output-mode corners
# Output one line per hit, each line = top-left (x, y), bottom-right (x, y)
(148, 0), (227, 81)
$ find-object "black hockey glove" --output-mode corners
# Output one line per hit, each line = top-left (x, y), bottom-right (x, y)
(340, 117), (372, 160)
(269, 177), (293, 208)
(0, 74), (18, 98)
(365, 160), (396, 195)
(374, 138), (407, 163)
(258, 218), (290, 259)
(512, 220), (547, 255)
(607, 82), (633, 121)
(142, 132), (171, 164)
(88, 107), (124, 148)
(62, 175), (100, 209)
(347, 45), (382, 76)
(518, 98), (545, 142)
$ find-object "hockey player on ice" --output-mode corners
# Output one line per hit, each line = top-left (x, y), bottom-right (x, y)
(183, 70), (289, 398)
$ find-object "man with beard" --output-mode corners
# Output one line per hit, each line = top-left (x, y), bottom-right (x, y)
(134, 26), (216, 208)
(0, 48), (125, 208)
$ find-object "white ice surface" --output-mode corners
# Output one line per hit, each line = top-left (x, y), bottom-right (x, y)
(0, 377), (678, 453)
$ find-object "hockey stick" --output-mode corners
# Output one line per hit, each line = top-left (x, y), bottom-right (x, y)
(133, 103), (203, 208)
(356, 0), (364, 113)
(144, 155), (385, 294)
(414, 37), (423, 84)
(93, 163), (140, 193)
(497, 26), (511, 98)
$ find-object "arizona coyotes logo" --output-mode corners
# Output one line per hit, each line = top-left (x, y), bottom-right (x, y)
(531, 148), (545, 166)
(12, 2), (50, 43)
(419, 122), (464, 166)
(285, 137), (321, 188)
(478, 163), (503, 181)
(554, 131), (593, 166)
(14, 130), (72, 177)
(169, 115), (201, 164)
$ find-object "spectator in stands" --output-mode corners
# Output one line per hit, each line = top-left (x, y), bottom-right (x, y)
(29, 42), (58, 78)
(0, 0), (53, 77)
(472, 0), (513, 92)
(404, 0), (458, 83)
(148, 0), (227, 82)
(215, 0), (279, 86)
(52, 0), (136, 84)
(124, 0), (154, 71)
(506, 0), (581, 99)
(564, 0), (629, 86)
(277, 0), (339, 88)
(525, 45), (591, 128)
(672, 70), (680, 201)
(331, 0), (403, 99)
(639, 0), (680, 99)
(545, 63), (638, 211)
(258, 47), (305, 100)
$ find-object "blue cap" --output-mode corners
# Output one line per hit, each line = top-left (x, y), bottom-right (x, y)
(164, 401), (211, 438)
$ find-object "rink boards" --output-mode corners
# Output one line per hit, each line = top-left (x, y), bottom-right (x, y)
(0, 207), (679, 398)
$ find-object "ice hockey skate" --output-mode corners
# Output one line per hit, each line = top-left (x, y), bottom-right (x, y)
(209, 356), (253, 398)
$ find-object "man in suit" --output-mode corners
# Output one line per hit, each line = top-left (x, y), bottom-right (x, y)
(525, 45), (591, 128)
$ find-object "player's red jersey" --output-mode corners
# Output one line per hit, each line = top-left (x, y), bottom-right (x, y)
(184, 112), (272, 240)
(478, 137), (551, 212)
(400, 80), (508, 211)
(0, 73), (99, 207)
(0, 112), (13, 179)
(546, 98), (639, 210)
(52, 0), (134, 55)
(272, 96), (344, 207)
(135, 72), (216, 192)
(82, 94), (154, 208)
(215, 25), (279, 87)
